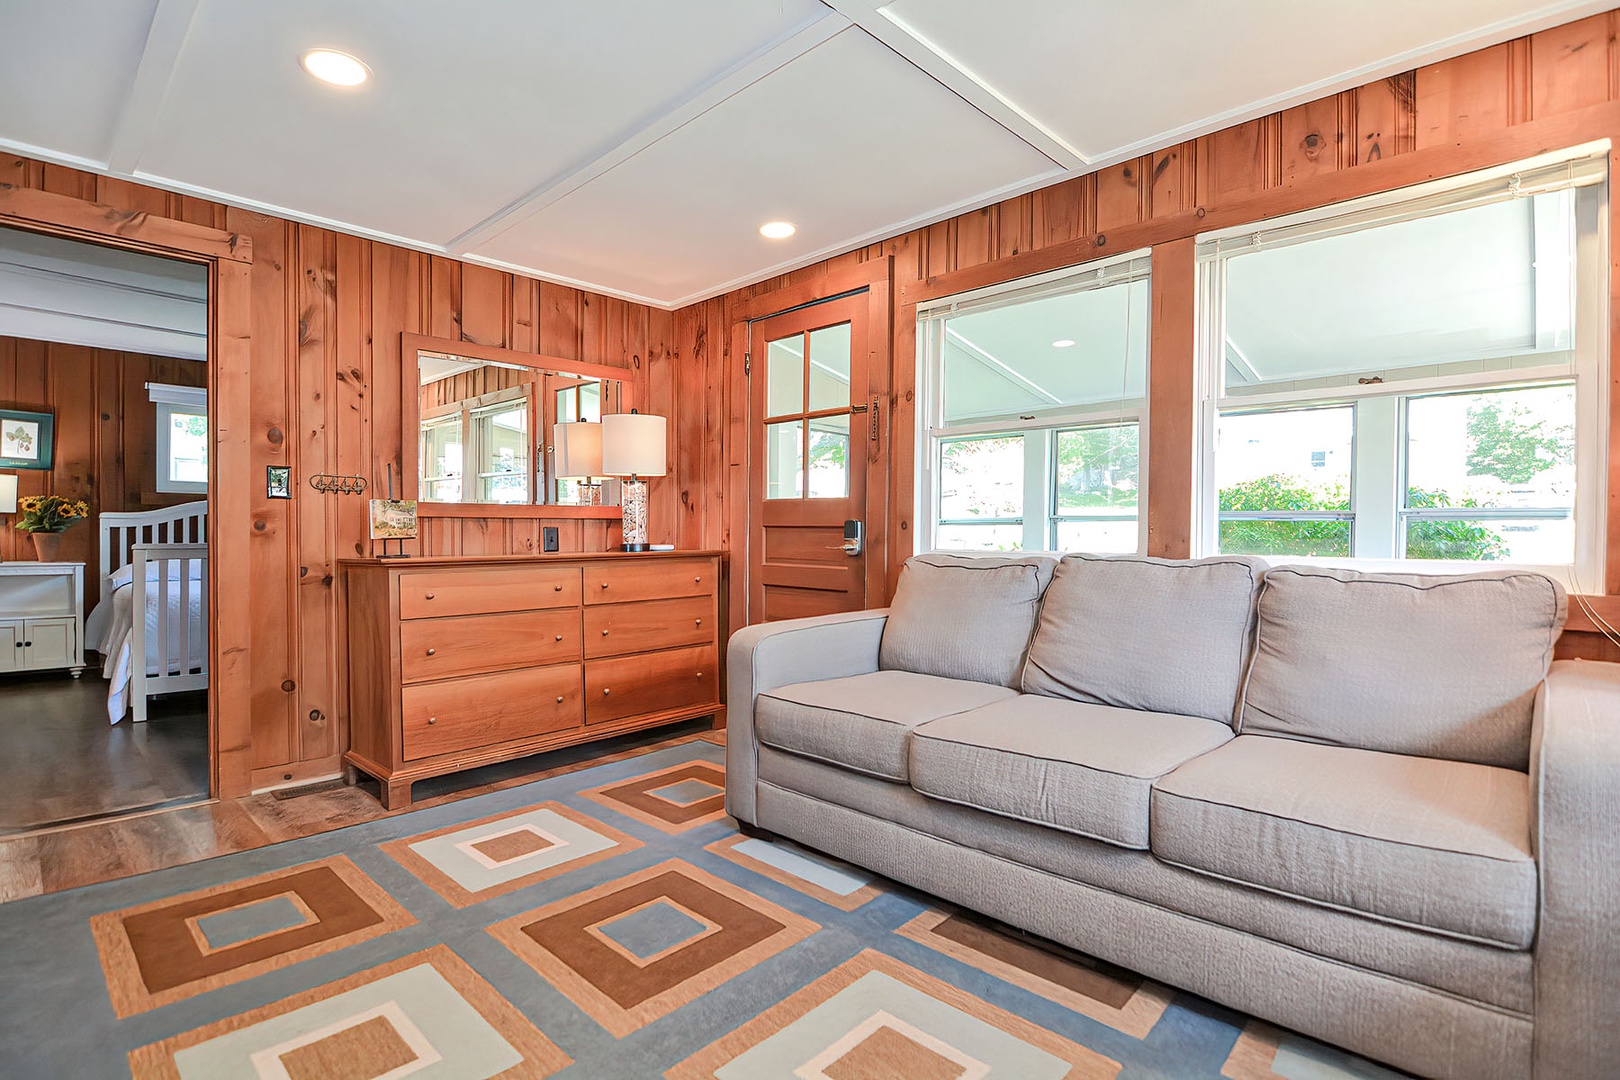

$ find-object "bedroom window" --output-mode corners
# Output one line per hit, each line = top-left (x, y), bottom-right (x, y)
(918, 252), (1149, 553)
(1196, 150), (1607, 588)
(148, 382), (207, 494)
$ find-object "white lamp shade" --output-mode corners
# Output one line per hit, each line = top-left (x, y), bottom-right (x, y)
(552, 421), (603, 479)
(600, 413), (667, 477)
(0, 473), (16, 515)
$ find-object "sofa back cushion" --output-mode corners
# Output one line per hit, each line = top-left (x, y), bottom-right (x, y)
(879, 554), (1053, 688)
(1021, 554), (1265, 724)
(1240, 566), (1566, 769)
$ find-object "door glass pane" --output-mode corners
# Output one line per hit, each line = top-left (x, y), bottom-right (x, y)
(767, 336), (804, 418)
(1217, 406), (1353, 510)
(1405, 384), (1575, 511)
(807, 322), (852, 412)
(766, 420), (803, 499)
(556, 387), (577, 423)
(940, 434), (1023, 523)
(1055, 424), (1139, 512)
(807, 414), (850, 498)
(580, 382), (601, 422)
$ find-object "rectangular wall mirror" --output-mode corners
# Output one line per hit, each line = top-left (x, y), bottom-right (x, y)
(405, 335), (632, 510)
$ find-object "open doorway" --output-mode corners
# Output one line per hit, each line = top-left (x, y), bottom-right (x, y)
(0, 224), (211, 833)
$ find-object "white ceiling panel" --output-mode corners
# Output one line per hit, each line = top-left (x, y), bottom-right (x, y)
(470, 27), (1057, 306)
(878, 0), (1613, 162)
(134, 0), (828, 244)
(0, 0), (159, 163)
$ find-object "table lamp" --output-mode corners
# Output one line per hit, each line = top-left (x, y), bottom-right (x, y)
(600, 410), (666, 552)
(0, 474), (15, 564)
(553, 420), (604, 506)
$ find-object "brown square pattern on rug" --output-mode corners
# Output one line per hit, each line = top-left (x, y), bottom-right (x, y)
(278, 1013), (418, 1080)
(471, 830), (556, 864)
(895, 908), (1173, 1038)
(128, 945), (571, 1080)
(92, 855), (416, 1018)
(489, 858), (818, 1037)
(580, 762), (727, 834)
(822, 1024), (967, 1080)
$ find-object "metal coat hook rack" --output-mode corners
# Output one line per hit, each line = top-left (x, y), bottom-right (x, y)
(309, 473), (369, 496)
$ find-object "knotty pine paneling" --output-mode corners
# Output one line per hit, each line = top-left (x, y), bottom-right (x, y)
(1, 162), (717, 784)
(0, 337), (206, 618)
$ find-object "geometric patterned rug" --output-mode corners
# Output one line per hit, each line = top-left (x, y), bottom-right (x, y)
(0, 739), (1405, 1078)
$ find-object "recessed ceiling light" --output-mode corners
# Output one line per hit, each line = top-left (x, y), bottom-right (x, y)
(301, 49), (370, 87)
(759, 221), (797, 240)
(1052, 339), (1076, 348)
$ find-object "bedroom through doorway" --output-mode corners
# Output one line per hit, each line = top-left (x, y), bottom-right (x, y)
(0, 225), (211, 834)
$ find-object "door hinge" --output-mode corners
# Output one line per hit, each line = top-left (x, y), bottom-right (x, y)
(744, 352), (751, 377)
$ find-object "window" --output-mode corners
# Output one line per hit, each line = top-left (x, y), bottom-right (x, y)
(1197, 151), (1607, 586)
(919, 254), (1149, 553)
(764, 321), (854, 501)
(418, 385), (532, 504)
(149, 382), (207, 494)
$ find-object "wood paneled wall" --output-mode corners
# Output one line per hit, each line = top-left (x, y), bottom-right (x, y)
(0, 159), (721, 790)
(6, 8), (1620, 788)
(692, 9), (1620, 661)
(0, 336), (205, 617)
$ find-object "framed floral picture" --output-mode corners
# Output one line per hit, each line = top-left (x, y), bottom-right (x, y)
(0, 410), (53, 470)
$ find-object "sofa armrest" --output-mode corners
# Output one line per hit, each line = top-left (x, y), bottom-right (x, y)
(724, 608), (889, 823)
(1530, 658), (1620, 1077)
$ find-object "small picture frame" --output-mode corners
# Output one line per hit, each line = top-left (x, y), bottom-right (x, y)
(0, 409), (54, 470)
(266, 465), (292, 499)
(369, 499), (419, 540)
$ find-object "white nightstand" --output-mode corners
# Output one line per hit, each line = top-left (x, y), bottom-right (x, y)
(0, 561), (85, 677)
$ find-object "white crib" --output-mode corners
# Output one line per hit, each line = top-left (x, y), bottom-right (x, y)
(96, 501), (209, 723)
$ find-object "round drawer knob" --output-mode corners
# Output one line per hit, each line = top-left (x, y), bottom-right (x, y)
(694, 576), (701, 583)
(695, 618), (702, 626)
(554, 584), (563, 592)
(600, 582), (609, 589)
(695, 671), (704, 679)
(425, 593), (435, 600)
(427, 717), (437, 725)
(425, 648), (436, 656)
(556, 695), (564, 704)
(602, 688), (611, 696)
(601, 630), (609, 637)
(555, 634), (563, 642)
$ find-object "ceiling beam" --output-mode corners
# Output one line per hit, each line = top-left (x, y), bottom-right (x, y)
(105, 0), (199, 174)
(446, 11), (853, 255)
(820, 0), (1084, 172)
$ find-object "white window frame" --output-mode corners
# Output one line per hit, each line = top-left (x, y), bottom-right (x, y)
(1194, 145), (1610, 591)
(148, 382), (207, 495)
(917, 251), (1151, 555)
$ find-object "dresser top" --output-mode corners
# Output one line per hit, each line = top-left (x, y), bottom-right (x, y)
(338, 551), (723, 569)
(0, 561), (84, 573)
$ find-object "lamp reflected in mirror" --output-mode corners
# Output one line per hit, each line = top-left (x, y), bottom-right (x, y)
(553, 421), (604, 507)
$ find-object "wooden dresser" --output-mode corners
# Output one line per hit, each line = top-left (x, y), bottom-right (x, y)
(340, 552), (724, 808)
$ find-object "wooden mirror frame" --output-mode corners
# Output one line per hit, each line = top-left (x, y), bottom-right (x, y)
(401, 333), (633, 519)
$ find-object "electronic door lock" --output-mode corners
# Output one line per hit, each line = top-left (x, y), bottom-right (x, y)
(843, 519), (864, 556)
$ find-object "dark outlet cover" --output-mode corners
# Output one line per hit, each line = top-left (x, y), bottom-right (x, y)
(542, 526), (559, 552)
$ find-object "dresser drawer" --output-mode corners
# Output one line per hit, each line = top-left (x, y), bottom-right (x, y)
(585, 645), (718, 725)
(583, 559), (715, 605)
(400, 609), (580, 683)
(399, 566), (581, 619)
(401, 664), (582, 760)
(584, 596), (713, 659)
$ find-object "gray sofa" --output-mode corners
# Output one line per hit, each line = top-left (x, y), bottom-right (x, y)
(725, 552), (1620, 1079)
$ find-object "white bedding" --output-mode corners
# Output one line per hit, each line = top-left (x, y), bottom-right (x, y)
(87, 559), (206, 724)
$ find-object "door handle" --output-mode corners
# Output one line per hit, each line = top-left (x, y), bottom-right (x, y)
(843, 519), (864, 556)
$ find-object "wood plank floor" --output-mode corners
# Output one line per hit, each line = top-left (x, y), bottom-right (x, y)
(0, 719), (724, 903)
(0, 671), (208, 833)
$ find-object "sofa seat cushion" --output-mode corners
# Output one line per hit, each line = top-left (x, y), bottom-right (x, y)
(755, 671), (1016, 782)
(908, 695), (1234, 849)
(1151, 736), (1537, 949)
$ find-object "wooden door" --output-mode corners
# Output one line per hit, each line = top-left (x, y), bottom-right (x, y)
(748, 293), (871, 622)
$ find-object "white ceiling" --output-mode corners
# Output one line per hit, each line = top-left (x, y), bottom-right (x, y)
(0, 0), (1607, 308)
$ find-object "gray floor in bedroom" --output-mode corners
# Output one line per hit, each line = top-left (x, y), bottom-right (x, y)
(0, 667), (207, 833)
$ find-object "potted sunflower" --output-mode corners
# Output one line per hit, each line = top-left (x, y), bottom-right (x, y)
(15, 495), (90, 562)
